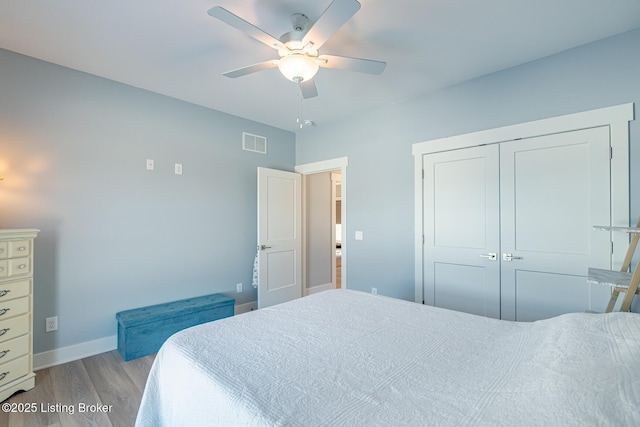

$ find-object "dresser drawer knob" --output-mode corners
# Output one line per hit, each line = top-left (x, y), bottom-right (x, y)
(0, 371), (9, 381)
(0, 290), (8, 298)
(18, 246), (26, 252)
(0, 248), (3, 253)
(18, 264), (26, 270)
(0, 350), (9, 359)
(0, 309), (9, 316)
(0, 267), (4, 272)
(0, 329), (10, 337)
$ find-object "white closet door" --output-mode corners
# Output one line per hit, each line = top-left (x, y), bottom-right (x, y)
(499, 126), (612, 321)
(423, 145), (501, 318)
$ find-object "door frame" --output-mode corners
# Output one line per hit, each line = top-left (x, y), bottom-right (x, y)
(412, 103), (634, 304)
(296, 157), (348, 291)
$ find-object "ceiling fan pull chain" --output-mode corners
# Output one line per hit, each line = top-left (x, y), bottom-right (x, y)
(297, 85), (304, 128)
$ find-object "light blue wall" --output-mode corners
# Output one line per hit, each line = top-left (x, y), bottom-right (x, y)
(296, 28), (640, 304)
(0, 49), (296, 353)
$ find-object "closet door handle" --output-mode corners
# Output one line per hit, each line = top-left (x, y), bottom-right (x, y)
(503, 253), (523, 261)
(479, 253), (497, 261)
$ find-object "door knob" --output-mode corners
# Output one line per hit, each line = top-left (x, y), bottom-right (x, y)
(503, 253), (523, 261)
(259, 245), (272, 250)
(479, 253), (497, 261)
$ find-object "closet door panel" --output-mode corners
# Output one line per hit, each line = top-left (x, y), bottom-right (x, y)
(423, 145), (501, 318)
(514, 271), (595, 322)
(500, 127), (612, 321)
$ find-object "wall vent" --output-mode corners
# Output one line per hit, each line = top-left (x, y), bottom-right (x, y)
(243, 132), (267, 154)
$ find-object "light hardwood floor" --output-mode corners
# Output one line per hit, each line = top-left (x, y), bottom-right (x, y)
(0, 350), (155, 427)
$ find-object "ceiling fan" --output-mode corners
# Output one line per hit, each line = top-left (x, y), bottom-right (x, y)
(207, 0), (386, 99)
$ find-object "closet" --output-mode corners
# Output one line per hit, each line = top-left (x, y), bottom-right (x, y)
(413, 104), (633, 321)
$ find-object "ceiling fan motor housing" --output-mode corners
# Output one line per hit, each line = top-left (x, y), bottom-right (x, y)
(290, 13), (309, 32)
(280, 13), (312, 52)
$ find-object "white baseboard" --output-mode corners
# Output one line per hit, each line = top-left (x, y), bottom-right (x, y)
(235, 301), (257, 314)
(34, 335), (117, 371)
(33, 303), (257, 369)
(304, 283), (335, 296)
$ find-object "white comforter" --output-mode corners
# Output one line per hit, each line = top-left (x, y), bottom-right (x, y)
(136, 289), (640, 426)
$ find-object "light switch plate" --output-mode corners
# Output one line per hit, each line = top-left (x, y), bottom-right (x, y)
(355, 231), (364, 240)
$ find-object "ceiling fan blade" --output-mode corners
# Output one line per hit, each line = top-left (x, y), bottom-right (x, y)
(208, 6), (286, 51)
(223, 60), (279, 78)
(302, 0), (361, 50)
(318, 54), (386, 75)
(300, 79), (318, 99)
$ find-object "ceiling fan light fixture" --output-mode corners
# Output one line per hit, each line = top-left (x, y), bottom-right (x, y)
(278, 54), (319, 83)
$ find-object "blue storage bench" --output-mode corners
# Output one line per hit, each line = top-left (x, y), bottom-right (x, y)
(116, 293), (235, 361)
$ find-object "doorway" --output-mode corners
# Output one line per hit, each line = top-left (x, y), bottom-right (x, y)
(296, 157), (348, 294)
(333, 171), (342, 289)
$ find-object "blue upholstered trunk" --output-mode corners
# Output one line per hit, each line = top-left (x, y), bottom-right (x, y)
(116, 293), (235, 361)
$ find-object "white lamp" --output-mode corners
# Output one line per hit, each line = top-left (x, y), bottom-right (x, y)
(277, 54), (319, 83)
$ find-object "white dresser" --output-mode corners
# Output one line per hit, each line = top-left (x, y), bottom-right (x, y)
(0, 229), (38, 402)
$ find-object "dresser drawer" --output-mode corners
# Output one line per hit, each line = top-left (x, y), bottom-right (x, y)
(0, 334), (29, 364)
(0, 355), (29, 388)
(0, 314), (29, 344)
(8, 240), (31, 258)
(0, 279), (30, 302)
(0, 297), (29, 321)
(7, 257), (31, 277)
(0, 242), (6, 260)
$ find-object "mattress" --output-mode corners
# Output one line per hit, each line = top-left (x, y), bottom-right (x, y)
(136, 289), (640, 426)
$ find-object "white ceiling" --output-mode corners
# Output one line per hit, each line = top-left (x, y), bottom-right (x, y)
(1, 0), (639, 132)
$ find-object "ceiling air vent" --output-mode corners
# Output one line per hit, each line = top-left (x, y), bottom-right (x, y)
(243, 132), (267, 154)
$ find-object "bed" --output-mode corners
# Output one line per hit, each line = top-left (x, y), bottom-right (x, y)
(135, 289), (640, 426)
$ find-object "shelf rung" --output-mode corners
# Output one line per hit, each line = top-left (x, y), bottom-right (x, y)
(587, 268), (633, 288)
(593, 225), (640, 234)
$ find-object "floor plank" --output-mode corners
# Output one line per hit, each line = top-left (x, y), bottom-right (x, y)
(7, 369), (59, 427)
(82, 351), (141, 427)
(49, 360), (113, 427)
(117, 353), (155, 395)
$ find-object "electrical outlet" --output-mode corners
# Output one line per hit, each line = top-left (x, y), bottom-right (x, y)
(45, 316), (58, 332)
(146, 159), (154, 170)
(175, 163), (183, 175)
(236, 282), (243, 293)
(371, 288), (377, 295)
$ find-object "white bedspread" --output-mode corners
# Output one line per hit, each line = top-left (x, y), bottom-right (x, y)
(136, 289), (640, 426)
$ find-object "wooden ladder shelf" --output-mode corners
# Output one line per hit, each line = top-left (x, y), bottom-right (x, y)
(588, 218), (640, 312)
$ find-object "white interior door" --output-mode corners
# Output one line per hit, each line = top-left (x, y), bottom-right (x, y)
(500, 126), (612, 320)
(423, 145), (501, 318)
(257, 167), (302, 309)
